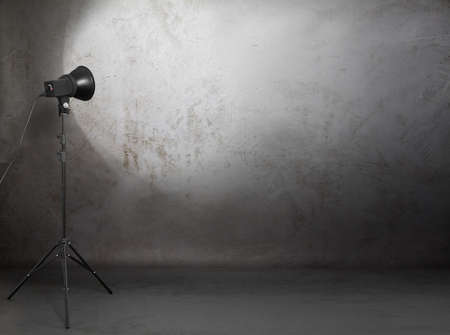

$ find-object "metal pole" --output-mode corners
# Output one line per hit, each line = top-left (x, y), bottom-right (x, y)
(58, 98), (70, 328)
(62, 240), (70, 329)
(60, 111), (66, 239)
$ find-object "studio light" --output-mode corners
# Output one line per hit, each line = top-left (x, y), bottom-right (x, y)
(44, 65), (95, 101)
(7, 66), (111, 329)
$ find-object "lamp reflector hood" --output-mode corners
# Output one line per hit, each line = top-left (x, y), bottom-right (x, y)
(69, 66), (95, 101)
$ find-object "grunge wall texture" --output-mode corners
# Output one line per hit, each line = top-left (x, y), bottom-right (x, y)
(1, 0), (449, 266)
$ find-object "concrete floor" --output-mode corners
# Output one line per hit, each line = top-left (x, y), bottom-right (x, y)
(0, 267), (449, 334)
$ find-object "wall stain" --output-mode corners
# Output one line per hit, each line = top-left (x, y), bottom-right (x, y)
(123, 143), (139, 171)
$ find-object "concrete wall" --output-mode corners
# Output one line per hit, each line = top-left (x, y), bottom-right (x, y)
(1, 0), (449, 266)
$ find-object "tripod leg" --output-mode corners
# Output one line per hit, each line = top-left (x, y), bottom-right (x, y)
(7, 243), (61, 300)
(68, 243), (112, 294)
(61, 241), (70, 329)
(67, 254), (89, 271)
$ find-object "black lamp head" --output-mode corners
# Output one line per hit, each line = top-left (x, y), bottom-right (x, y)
(44, 66), (95, 101)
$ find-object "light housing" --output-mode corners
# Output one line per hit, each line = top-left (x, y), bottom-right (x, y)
(44, 66), (95, 101)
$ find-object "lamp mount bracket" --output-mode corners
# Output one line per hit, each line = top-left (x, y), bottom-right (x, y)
(58, 96), (71, 114)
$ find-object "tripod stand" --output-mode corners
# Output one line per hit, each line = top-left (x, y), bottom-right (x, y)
(7, 97), (112, 329)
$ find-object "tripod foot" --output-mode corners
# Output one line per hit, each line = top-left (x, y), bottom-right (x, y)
(68, 243), (113, 294)
(7, 243), (61, 300)
(7, 239), (111, 329)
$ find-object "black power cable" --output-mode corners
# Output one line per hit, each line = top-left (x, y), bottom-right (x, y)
(0, 94), (44, 186)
